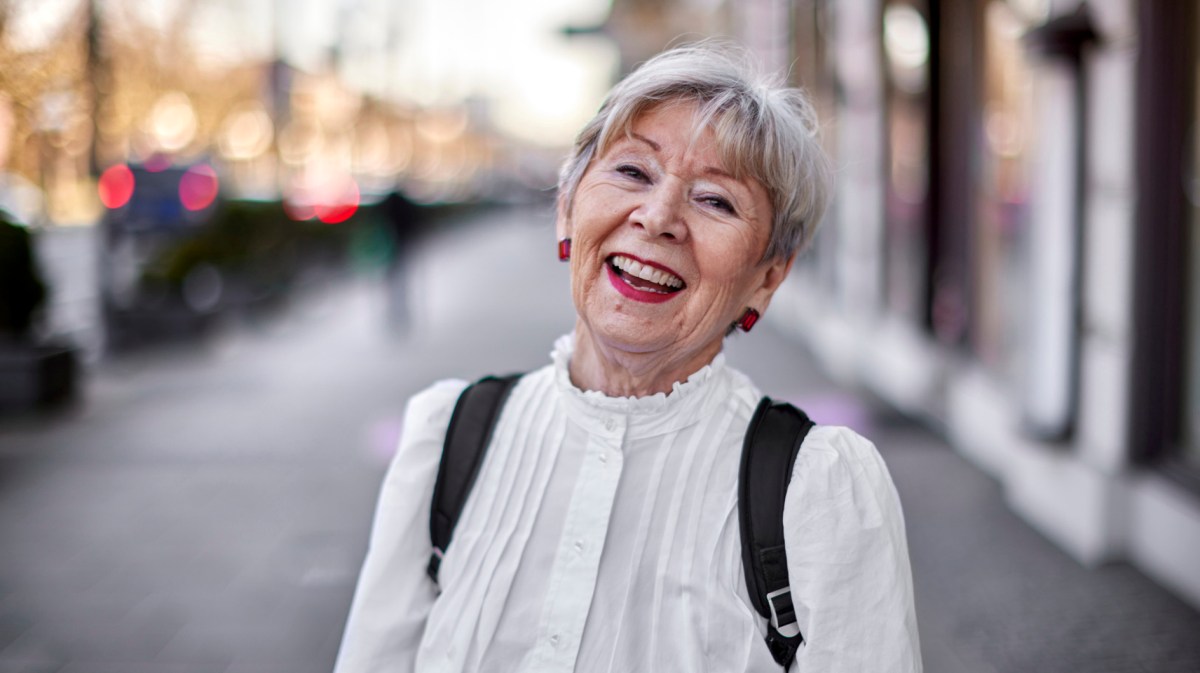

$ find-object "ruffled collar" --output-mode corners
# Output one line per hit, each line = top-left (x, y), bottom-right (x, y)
(550, 333), (727, 437)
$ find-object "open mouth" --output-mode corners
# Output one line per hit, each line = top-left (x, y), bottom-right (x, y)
(606, 254), (686, 301)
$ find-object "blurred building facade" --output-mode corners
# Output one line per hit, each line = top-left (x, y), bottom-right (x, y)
(696, 0), (1200, 612)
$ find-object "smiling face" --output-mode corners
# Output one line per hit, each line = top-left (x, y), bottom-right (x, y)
(558, 101), (795, 391)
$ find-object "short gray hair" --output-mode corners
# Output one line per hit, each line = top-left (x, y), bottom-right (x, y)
(558, 42), (832, 261)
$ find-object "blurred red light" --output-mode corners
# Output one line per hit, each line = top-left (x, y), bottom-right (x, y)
(98, 164), (135, 209)
(179, 165), (219, 211)
(317, 202), (358, 224)
(315, 179), (360, 224)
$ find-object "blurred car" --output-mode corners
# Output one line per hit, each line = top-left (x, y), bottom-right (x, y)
(97, 159), (222, 350)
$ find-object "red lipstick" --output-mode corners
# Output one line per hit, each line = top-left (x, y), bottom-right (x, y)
(605, 254), (684, 304)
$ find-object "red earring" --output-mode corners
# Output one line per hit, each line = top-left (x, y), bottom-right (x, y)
(558, 238), (571, 262)
(736, 308), (760, 333)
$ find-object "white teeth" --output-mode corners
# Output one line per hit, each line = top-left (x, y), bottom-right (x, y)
(611, 255), (683, 289)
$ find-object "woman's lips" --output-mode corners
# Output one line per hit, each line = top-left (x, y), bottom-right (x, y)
(605, 254), (685, 304)
(609, 254), (685, 288)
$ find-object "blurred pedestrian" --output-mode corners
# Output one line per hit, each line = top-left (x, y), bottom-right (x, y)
(335, 42), (921, 672)
(379, 188), (426, 333)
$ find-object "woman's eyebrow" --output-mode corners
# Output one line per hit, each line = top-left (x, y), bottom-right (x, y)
(703, 166), (735, 180)
(630, 132), (661, 151)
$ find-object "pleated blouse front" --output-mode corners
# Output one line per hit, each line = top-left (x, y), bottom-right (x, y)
(334, 334), (922, 673)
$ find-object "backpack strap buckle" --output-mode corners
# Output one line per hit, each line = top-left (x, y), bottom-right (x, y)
(766, 586), (801, 638)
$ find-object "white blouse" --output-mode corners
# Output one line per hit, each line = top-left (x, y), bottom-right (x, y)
(334, 335), (921, 673)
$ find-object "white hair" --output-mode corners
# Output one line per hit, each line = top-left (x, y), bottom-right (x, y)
(558, 41), (832, 261)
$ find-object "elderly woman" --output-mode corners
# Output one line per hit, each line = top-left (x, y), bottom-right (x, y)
(334, 44), (920, 672)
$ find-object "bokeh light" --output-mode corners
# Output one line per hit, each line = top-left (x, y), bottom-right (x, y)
(97, 164), (135, 209)
(148, 92), (199, 152)
(315, 177), (360, 224)
(179, 164), (219, 211)
(218, 106), (274, 161)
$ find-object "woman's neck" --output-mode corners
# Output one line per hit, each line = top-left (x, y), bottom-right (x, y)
(568, 320), (722, 398)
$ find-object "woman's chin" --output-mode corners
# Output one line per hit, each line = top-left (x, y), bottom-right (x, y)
(579, 311), (673, 354)
(575, 285), (720, 362)
(580, 311), (723, 366)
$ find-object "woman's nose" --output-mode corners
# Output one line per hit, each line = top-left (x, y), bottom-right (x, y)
(631, 183), (689, 242)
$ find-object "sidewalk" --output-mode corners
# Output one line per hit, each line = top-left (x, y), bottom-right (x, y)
(1, 204), (1198, 673)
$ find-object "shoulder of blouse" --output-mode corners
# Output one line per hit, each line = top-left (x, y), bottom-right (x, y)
(781, 425), (920, 668)
(786, 425), (904, 531)
(385, 378), (471, 474)
(407, 378), (471, 426)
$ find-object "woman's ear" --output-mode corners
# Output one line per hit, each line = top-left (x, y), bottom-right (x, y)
(748, 253), (797, 315)
(555, 191), (571, 242)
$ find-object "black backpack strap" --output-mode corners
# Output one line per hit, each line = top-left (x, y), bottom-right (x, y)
(739, 396), (815, 670)
(427, 374), (522, 584)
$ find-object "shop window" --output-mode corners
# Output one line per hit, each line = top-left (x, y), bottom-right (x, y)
(973, 0), (1039, 386)
(881, 0), (932, 324)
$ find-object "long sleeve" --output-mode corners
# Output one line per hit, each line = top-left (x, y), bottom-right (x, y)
(333, 379), (469, 673)
(784, 426), (922, 672)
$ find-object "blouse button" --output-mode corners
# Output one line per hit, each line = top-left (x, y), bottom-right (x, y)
(604, 417), (616, 432)
(549, 634), (560, 647)
(574, 540), (584, 553)
(598, 452), (607, 464)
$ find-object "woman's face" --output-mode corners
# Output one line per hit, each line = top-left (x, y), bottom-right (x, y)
(559, 101), (793, 371)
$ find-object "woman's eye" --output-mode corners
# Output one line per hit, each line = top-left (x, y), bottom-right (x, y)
(616, 165), (648, 180)
(701, 195), (736, 214)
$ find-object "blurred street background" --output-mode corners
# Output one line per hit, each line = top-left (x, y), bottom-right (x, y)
(3, 0), (1200, 672)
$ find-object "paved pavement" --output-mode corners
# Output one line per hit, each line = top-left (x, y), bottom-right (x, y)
(2, 204), (1199, 673)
